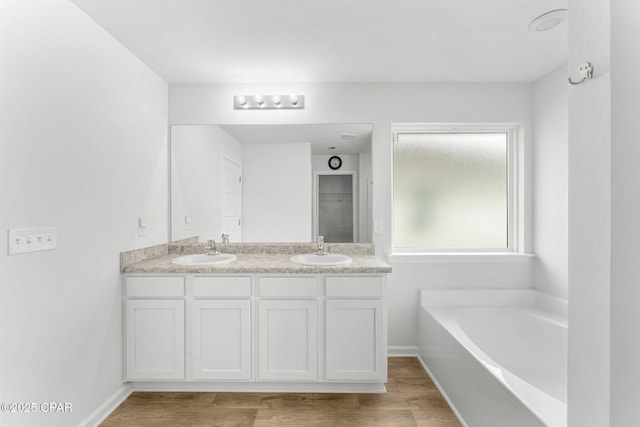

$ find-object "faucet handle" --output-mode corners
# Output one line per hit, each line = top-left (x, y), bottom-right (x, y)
(206, 239), (219, 255)
(316, 235), (326, 255)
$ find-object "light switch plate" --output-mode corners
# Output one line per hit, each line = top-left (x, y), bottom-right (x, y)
(374, 219), (383, 234)
(138, 217), (148, 237)
(8, 227), (57, 255)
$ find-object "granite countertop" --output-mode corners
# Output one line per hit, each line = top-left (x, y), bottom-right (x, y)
(122, 252), (392, 274)
(120, 242), (392, 274)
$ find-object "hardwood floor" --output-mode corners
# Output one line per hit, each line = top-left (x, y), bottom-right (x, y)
(101, 357), (460, 426)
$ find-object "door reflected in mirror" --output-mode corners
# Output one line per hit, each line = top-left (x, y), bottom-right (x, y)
(170, 124), (373, 244)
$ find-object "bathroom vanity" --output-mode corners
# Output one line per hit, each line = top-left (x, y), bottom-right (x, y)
(120, 243), (391, 393)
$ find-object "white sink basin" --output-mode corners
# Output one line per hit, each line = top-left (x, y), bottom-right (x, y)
(171, 253), (237, 265)
(290, 253), (352, 266)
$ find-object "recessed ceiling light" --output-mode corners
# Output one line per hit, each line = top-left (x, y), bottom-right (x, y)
(528, 9), (567, 32)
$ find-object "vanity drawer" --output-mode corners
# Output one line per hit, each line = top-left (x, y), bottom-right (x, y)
(126, 276), (184, 297)
(259, 277), (318, 298)
(193, 276), (251, 297)
(325, 276), (384, 298)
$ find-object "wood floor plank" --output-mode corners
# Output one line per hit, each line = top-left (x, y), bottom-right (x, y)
(358, 392), (412, 409)
(176, 408), (258, 426)
(211, 392), (304, 409)
(100, 358), (461, 426)
(412, 408), (463, 427)
(388, 357), (432, 379)
(350, 408), (418, 426)
(253, 407), (351, 426)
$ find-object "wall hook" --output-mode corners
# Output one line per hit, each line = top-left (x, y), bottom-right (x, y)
(568, 62), (594, 85)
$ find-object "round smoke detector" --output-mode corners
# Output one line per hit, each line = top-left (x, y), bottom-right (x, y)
(528, 9), (567, 32)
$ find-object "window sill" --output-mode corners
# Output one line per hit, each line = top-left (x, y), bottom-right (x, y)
(386, 252), (535, 264)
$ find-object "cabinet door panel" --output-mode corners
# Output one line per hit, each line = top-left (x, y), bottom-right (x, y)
(258, 300), (317, 381)
(326, 299), (384, 380)
(192, 300), (251, 380)
(126, 300), (185, 380)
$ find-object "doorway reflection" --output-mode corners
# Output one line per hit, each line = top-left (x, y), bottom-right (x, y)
(318, 174), (354, 243)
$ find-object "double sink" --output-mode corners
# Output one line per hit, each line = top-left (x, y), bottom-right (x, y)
(171, 252), (352, 266)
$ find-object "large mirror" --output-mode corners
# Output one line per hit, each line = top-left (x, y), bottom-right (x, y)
(170, 124), (373, 244)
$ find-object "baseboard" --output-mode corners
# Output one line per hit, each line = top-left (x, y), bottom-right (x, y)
(417, 356), (468, 427)
(131, 381), (387, 394)
(388, 345), (418, 357)
(78, 383), (132, 427)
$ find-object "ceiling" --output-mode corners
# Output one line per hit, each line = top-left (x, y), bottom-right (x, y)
(219, 123), (372, 155)
(70, 0), (568, 84)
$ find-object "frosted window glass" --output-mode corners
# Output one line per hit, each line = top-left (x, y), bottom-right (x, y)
(393, 133), (508, 250)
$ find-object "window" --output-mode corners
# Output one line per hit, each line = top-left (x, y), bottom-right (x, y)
(392, 125), (518, 252)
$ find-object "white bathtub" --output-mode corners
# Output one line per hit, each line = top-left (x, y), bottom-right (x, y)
(418, 289), (567, 427)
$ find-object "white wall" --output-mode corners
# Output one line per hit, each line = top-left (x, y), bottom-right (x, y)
(532, 65), (569, 299)
(312, 154), (359, 172)
(0, 1), (168, 426)
(567, 0), (611, 425)
(610, 1), (640, 425)
(170, 82), (533, 349)
(242, 143), (312, 241)
(171, 125), (242, 242)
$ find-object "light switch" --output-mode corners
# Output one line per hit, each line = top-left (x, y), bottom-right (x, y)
(8, 227), (57, 255)
(374, 219), (383, 234)
(138, 217), (148, 237)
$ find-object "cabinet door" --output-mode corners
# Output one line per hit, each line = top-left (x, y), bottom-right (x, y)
(126, 299), (185, 380)
(258, 300), (317, 381)
(326, 299), (384, 380)
(192, 299), (251, 380)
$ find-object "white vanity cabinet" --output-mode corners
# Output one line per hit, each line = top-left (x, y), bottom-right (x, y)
(123, 273), (387, 390)
(325, 276), (385, 381)
(191, 276), (252, 380)
(258, 277), (318, 381)
(125, 277), (185, 380)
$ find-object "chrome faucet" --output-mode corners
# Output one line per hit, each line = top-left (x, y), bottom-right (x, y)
(316, 235), (327, 255)
(206, 239), (219, 255)
(221, 233), (230, 244)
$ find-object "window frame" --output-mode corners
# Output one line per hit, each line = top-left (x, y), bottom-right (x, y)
(391, 123), (522, 254)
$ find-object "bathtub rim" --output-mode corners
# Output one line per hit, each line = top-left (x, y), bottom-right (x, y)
(420, 288), (567, 320)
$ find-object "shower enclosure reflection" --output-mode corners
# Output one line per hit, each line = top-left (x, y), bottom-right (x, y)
(170, 123), (373, 244)
(317, 174), (354, 243)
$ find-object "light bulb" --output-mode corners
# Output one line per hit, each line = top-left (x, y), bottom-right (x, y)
(254, 95), (264, 106)
(290, 95), (298, 106)
(236, 96), (247, 106)
(272, 95), (281, 106)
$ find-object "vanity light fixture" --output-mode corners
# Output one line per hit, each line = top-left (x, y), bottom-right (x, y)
(234, 94), (305, 110)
